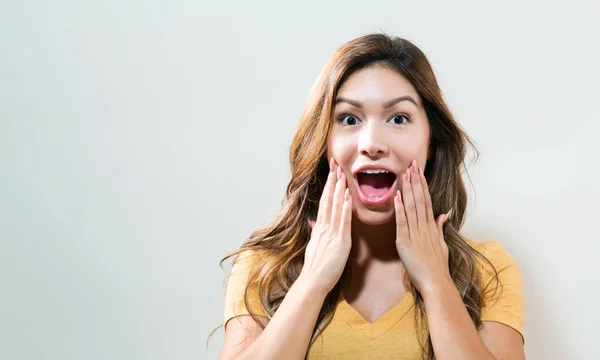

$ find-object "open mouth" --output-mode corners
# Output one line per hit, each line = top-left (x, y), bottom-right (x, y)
(354, 169), (398, 206)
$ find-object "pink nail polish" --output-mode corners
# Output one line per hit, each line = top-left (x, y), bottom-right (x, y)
(411, 160), (418, 174)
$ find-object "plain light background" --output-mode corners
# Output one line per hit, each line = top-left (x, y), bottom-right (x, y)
(1, 0), (599, 359)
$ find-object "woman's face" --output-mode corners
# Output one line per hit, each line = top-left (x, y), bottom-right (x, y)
(327, 65), (431, 225)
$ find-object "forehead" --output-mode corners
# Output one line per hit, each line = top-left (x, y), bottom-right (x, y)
(336, 65), (421, 105)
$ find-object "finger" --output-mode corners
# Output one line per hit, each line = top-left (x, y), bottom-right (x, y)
(401, 168), (418, 237)
(409, 160), (427, 230)
(418, 166), (435, 223)
(338, 188), (352, 242)
(316, 157), (337, 226)
(394, 190), (410, 247)
(330, 166), (347, 231)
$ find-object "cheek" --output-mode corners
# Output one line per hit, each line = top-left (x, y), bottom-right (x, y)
(327, 135), (354, 163)
(393, 136), (429, 161)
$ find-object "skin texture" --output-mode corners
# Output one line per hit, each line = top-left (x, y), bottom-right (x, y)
(328, 65), (431, 226)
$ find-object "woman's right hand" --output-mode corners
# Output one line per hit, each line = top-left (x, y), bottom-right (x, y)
(300, 157), (353, 296)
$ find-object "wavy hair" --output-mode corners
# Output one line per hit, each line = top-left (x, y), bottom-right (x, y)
(216, 33), (498, 360)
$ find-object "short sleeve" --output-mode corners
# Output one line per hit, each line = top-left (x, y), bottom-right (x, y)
(478, 241), (526, 344)
(223, 251), (267, 329)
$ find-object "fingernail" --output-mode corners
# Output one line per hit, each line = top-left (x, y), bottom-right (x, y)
(411, 160), (418, 174)
(337, 166), (342, 180)
(344, 188), (350, 201)
(329, 157), (334, 172)
(406, 168), (411, 182)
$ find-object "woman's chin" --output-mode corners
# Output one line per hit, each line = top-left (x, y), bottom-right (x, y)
(353, 205), (395, 226)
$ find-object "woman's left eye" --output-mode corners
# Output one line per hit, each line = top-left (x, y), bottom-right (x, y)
(390, 114), (410, 125)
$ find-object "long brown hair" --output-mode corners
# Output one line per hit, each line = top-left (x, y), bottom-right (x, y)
(217, 33), (498, 360)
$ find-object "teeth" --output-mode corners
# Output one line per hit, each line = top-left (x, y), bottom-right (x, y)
(361, 169), (389, 174)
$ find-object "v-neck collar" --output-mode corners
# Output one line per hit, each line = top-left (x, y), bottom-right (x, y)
(336, 292), (415, 339)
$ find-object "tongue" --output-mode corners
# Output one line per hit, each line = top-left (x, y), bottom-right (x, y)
(359, 174), (392, 197)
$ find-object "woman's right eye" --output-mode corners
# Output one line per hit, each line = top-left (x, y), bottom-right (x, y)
(337, 114), (360, 126)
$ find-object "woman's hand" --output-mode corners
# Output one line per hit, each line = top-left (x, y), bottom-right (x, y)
(394, 159), (452, 295)
(300, 157), (353, 296)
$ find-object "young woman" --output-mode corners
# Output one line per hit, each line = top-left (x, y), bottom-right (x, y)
(218, 33), (525, 360)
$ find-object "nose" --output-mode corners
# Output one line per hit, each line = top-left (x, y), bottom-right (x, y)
(357, 121), (389, 158)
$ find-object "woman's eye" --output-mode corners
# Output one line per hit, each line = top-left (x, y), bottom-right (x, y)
(390, 114), (409, 125)
(337, 114), (360, 126)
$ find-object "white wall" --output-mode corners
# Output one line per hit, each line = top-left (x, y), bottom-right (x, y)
(1, 1), (599, 359)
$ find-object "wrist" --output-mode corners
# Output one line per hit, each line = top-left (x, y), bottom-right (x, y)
(296, 273), (332, 300)
(419, 275), (456, 301)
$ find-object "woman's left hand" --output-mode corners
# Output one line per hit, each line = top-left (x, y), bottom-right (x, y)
(395, 160), (452, 295)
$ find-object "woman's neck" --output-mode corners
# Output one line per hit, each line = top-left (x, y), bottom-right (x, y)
(349, 217), (400, 265)
(342, 217), (406, 299)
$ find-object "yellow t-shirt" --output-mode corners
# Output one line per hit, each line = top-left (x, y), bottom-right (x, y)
(223, 239), (525, 359)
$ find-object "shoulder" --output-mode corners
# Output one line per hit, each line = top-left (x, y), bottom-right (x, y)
(224, 249), (267, 325)
(229, 249), (261, 273)
(465, 237), (513, 258)
(464, 238), (520, 273)
(464, 237), (523, 292)
(226, 249), (266, 295)
(463, 237), (526, 343)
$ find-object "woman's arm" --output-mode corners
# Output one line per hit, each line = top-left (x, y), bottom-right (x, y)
(395, 164), (525, 359)
(422, 280), (525, 360)
(220, 160), (353, 360)
(219, 275), (327, 360)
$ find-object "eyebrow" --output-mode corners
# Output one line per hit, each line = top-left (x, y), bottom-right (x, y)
(334, 95), (419, 109)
